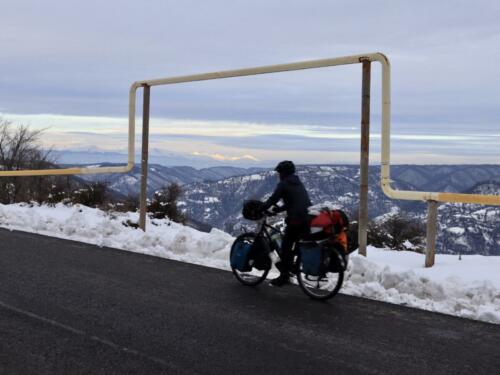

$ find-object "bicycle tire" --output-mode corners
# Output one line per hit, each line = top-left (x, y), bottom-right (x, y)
(230, 232), (270, 286)
(296, 247), (344, 300)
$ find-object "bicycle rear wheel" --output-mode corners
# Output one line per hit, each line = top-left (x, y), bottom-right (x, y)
(230, 233), (270, 286)
(297, 247), (345, 300)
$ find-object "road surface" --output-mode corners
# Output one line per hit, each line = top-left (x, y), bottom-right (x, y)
(0, 228), (499, 374)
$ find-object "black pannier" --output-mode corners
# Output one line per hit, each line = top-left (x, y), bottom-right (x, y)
(249, 235), (271, 270)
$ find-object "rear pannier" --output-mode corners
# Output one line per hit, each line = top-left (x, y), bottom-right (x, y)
(299, 240), (347, 276)
(299, 241), (324, 276)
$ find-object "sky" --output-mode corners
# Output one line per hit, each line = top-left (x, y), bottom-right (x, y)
(1, 0), (500, 166)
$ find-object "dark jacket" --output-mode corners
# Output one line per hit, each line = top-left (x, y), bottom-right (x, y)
(262, 174), (312, 222)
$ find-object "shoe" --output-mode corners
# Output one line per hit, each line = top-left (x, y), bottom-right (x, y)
(270, 273), (289, 287)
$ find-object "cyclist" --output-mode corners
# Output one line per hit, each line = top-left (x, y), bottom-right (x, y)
(261, 161), (312, 286)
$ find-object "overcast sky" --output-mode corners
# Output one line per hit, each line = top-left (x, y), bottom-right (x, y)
(1, 0), (500, 166)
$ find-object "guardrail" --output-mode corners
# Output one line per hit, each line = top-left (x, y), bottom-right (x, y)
(130, 53), (385, 246)
(0, 118), (135, 176)
(133, 52), (499, 266)
(3, 52), (497, 266)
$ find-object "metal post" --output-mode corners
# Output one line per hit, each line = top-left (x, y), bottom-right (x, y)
(139, 84), (151, 231)
(425, 200), (439, 267)
(358, 60), (371, 256)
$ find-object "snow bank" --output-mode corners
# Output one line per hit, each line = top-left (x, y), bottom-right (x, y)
(0, 203), (233, 270)
(345, 248), (500, 324)
(1, 203), (499, 324)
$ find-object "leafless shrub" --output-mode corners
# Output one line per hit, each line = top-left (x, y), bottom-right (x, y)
(368, 213), (425, 252)
(148, 183), (186, 224)
(70, 182), (109, 208)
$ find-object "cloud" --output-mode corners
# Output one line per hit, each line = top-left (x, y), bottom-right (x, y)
(2, 0), (500, 130)
(191, 151), (259, 162)
(2, 112), (498, 165)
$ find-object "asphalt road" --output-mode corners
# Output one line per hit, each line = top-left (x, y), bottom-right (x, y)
(0, 228), (499, 375)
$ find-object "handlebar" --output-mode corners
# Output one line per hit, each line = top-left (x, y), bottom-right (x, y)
(263, 205), (283, 217)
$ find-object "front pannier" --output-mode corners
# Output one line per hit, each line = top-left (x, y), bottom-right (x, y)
(230, 240), (252, 272)
(249, 236), (271, 270)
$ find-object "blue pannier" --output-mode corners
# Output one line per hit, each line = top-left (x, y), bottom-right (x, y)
(230, 240), (253, 271)
(300, 242), (323, 276)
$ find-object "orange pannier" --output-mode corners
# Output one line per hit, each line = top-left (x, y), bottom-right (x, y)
(310, 209), (349, 253)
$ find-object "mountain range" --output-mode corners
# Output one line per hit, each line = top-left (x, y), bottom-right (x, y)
(81, 163), (500, 255)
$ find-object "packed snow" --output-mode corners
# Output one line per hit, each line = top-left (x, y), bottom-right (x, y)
(240, 174), (264, 182)
(0, 203), (232, 270)
(0, 203), (499, 324)
(204, 197), (220, 203)
(447, 227), (465, 235)
(344, 248), (500, 324)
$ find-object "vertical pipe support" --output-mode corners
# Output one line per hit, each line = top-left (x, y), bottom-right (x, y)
(425, 200), (439, 267)
(139, 84), (151, 231)
(358, 59), (371, 256)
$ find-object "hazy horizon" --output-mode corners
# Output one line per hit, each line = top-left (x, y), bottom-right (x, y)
(2, 1), (500, 166)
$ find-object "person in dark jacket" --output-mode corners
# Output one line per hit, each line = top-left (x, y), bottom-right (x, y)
(261, 160), (312, 286)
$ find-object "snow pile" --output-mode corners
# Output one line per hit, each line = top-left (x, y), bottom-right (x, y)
(344, 248), (500, 324)
(1, 203), (499, 324)
(0, 203), (233, 270)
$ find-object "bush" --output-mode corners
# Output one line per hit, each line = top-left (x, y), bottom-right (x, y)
(148, 183), (186, 224)
(368, 212), (425, 252)
(114, 194), (140, 212)
(70, 182), (108, 208)
(45, 181), (70, 206)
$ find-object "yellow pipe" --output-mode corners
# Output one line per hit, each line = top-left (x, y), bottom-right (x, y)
(2, 52), (498, 208)
(0, 86), (138, 177)
(372, 53), (500, 206)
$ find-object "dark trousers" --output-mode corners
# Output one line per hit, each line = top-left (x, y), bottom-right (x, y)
(278, 219), (309, 274)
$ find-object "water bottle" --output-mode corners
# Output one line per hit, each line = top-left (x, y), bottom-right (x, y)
(269, 232), (282, 265)
(270, 232), (282, 251)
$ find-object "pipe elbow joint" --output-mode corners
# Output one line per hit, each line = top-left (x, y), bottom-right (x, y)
(125, 162), (135, 173)
(129, 81), (142, 94)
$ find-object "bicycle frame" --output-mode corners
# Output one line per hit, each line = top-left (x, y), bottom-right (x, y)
(254, 216), (282, 253)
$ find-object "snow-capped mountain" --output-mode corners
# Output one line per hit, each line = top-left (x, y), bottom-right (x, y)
(79, 163), (499, 254)
(179, 165), (500, 255)
(78, 163), (265, 197)
(437, 181), (500, 255)
(181, 166), (394, 233)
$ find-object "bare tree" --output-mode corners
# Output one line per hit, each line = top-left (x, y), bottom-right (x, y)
(0, 118), (57, 203)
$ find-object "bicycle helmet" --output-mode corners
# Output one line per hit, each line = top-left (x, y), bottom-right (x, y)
(274, 160), (295, 176)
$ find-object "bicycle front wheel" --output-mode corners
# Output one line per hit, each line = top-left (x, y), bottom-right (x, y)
(230, 232), (271, 286)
